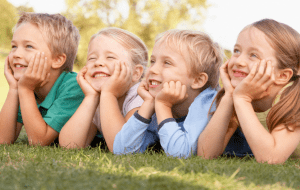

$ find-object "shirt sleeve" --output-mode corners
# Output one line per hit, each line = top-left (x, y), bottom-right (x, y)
(43, 80), (84, 133)
(113, 111), (156, 154)
(158, 88), (217, 158)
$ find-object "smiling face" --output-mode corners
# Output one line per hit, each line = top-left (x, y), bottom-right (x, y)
(146, 40), (194, 97)
(228, 27), (278, 88)
(84, 35), (132, 91)
(9, 22), (53, 81)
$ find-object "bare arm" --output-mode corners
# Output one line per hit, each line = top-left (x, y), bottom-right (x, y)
(0, 57), (22, 144)
(197, 94), (235, 158)
(59, 66), (99, 149)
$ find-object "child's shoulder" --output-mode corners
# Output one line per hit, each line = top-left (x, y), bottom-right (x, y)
(55, 71), (84, 96)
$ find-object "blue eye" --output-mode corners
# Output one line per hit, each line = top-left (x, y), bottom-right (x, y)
(26, 45), (33, 49)
(233, 48), (240, 54)
(150, 60), (155, 65)
(250, 53), (258, 58)
(11, 45), (17, 49)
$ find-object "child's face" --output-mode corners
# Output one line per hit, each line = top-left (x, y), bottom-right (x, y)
(9, 22), (53, 81)
(85, 35), (132, 91)
(228, 27), (278, 88)
(146, 40), (193, 97)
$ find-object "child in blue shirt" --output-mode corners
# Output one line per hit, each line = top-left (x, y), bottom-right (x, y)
(113, 29), (224, 158)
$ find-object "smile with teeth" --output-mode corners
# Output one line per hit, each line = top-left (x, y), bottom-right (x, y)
(149, 80), (161, 87)
(15, 64), (26, 68)
(233, 70), (248, 77)
(93, 72), (110, 78)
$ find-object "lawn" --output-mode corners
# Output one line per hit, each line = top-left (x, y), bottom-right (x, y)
(0, 55), (299, 190)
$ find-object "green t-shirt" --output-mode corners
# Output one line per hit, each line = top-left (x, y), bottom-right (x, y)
(17, 71), (84, 132)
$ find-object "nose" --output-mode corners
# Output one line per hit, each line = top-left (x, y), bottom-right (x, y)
(12, 47), (23, 59)
(233, 54), (248, 67)
(94, 58), (106, 67)
(148, 61), (161, 75)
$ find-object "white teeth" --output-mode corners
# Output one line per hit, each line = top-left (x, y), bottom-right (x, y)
(151, 81), (160, 85)
(94, 73), (109, 78)
(16, 65), (23, 68)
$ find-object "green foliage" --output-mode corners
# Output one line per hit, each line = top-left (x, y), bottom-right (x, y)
(0, 0), (17, 50)
(63, 0), (208, 69)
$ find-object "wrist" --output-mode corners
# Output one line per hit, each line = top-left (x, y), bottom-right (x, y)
(18, 86), (34, 94)
(84, 94), (100, 104)
(155, 99), (172, 109)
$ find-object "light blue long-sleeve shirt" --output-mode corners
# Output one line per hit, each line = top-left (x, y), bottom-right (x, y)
(113, 87), (217, 158)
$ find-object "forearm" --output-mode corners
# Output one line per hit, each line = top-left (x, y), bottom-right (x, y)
(0, 89), (19, 143)
(155, 102), (173, 124)
(100, 92), (126, 152)
(113, 111), (152, 154)
(234, 98), (277, 162)
(137, 100), (155, 120)
(197, 95), (234, 158)
(59, 95), (99, 148)
(18, 88), (51, 145)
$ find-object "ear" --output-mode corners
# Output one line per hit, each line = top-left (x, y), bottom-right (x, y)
(51, 53), (67, 69)
(191, 72), (208, 90)
(132, 64), (144, 82)
(274, 68), (293, 85)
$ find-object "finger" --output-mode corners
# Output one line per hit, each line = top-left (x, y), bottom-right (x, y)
(246, 61), (259, 82)
(113, 61), (121, 78)
(175, 81), (182, 96)
(180, 84), (187, 100)
(32, 52), (41, 75)
(40, 73), (50, 87)
(263, 65), (275, 88)
(253, 59), (266, 82)
(260, 60), (273, 84)
(37, 52), (45, 77)
(26, 53), (36, 74)
(40, 57), (48, 81)
(119, 61), (127, 79)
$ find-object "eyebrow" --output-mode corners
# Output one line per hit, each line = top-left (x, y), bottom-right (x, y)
(11, 40), (37, 45)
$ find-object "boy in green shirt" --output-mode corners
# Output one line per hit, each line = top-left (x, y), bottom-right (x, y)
(0, 12), (84, 146)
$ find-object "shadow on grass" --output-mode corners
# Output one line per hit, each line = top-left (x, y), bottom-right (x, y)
(0, 162), (209, 190)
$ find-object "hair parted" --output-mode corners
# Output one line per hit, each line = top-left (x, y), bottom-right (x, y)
(14, 12), (80, 72)
(155, 29), (224, 89)
(90, 27), (148, 78)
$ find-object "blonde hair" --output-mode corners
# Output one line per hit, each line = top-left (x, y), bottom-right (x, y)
(90, 27), (148, 78)
(155, 29), (223, 89)
(14, 12), (80, 72)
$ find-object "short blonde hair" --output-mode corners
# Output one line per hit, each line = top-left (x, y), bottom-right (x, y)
(155, 29), (223, 89)
(15, 12), (80, 72)
(90, 27), (148, 78)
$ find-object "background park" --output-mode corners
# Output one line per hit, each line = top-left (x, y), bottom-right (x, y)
(0, 0), (300, 189)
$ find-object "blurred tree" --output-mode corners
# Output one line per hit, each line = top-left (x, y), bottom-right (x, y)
(0, 0), (17, 51)
(17, 4), (35, 13)
(63, 0), (208, 69)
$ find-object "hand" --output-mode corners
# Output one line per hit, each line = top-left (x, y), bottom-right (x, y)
(233, 59), (275, 103)
(220, 59), (234, 96)
(4, 55), (18, 90)
(137, 79), (154, 102)
(77, 66), (99, 97)
(101, 61), (132, 98)
(18, 52), (51, 91)
(155, 81), (188, 108)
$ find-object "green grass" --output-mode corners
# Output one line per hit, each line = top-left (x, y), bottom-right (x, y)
(0, 130), (297, 190)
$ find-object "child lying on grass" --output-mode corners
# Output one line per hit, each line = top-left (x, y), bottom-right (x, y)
(59, 28), (148, 150)
(0, 12), (84, 146)
(113, 29), (223, 158)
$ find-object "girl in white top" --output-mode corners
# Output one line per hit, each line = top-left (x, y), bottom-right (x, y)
(59, 27), (148, 151)
(198, 19), (300, 164)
